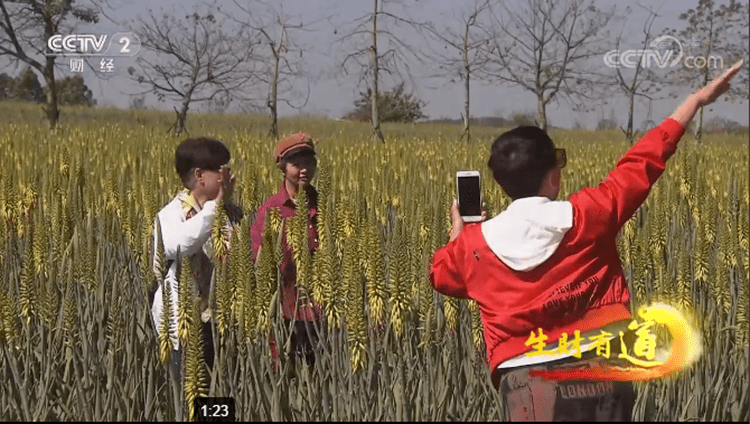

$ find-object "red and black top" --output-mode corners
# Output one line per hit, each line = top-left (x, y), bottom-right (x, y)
(251, 183), (322, 321)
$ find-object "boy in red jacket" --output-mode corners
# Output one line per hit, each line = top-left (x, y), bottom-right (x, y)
(430, 61), (743, 421)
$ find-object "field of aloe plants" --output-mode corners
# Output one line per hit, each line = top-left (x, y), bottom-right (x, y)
(0, 103), (747, 421)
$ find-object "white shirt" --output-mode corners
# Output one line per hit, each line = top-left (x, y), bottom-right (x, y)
(150, 194), (217, 351)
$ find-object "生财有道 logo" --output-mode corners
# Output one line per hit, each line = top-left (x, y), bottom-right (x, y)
(526, 303), (703, 382)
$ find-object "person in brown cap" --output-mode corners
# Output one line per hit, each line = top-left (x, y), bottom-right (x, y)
(250, 132), (322, 371)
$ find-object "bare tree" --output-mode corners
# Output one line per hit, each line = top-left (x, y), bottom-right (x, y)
(0, 0), (98, 129)
(422, 0), (492, 142)
(611, 4), (670, 143)
(480, 0), (616, 132)
(336, 0), (423, 143)
(231, 0), (313, 140)
(127, 5), (256, 135)
(665, 0), (749, 143)
(370, 0), (384, 142)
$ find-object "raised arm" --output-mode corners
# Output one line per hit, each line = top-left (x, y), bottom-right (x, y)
(669, 60), (744, 127)
(158, 200), (217, 259)
(571, 60), (744, 238)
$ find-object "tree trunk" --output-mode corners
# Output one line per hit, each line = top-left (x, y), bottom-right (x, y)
(176, 100), (189, 136)
(695, 59), (710, 144)
(695, 68), (709, 143)
(175, 69), (199, 136)
(696, 19), (714, 145)
(176, 87), (195, 136)
(626, 90), (635, 144)
(269, 54), (280, 140)
(370, 0), (384, 143)
(42, 9), (58, 130)
(695, 106), (704, 143)
(536, 95), (547, 132)
(463, 72), (470, 142)
(462, 21), (471, 142)
(268, 27), (284, 140)
(43, 55), (59, 130)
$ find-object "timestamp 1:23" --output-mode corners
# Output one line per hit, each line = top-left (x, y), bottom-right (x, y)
(194, 397), (235, 422)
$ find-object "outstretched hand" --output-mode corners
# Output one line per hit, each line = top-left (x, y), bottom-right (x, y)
(693, 60), (744, 107)
(669, 60), (744, 127)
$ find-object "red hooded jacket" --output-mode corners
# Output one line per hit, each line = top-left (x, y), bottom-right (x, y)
(430, 118), (686, 387)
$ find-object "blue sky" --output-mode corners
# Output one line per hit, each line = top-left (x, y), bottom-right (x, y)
(3, 0), (748, 128)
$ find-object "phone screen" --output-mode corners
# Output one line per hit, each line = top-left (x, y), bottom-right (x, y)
(458, 175), (481, 216)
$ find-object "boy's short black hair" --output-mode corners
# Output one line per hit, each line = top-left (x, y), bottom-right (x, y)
(175, 137), (230, 187)
(487, 126), (557, 200)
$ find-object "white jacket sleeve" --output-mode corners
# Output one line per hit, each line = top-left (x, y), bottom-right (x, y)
(158, 200), (217, 259)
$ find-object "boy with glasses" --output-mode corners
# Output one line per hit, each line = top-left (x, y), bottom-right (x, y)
(430, 61), (743, 421)
(150, 137), (242, 384)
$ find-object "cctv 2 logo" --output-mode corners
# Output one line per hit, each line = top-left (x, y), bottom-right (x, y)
(47, 32), (141, 57)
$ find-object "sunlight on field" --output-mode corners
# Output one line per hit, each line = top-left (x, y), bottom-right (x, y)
(0, 103), (747, 421)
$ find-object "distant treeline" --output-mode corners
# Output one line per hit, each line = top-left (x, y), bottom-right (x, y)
(0, 68), (96, 106)
(424, 114), (748, 134)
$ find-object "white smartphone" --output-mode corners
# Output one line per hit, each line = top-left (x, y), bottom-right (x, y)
(456, 170), (482, 222)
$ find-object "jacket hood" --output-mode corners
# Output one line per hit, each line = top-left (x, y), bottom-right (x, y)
(481, 197), (573, 271)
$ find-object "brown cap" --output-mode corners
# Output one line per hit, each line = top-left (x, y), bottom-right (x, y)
(274, 132), (315, 163)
